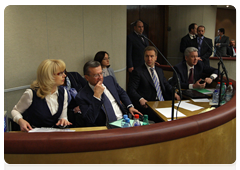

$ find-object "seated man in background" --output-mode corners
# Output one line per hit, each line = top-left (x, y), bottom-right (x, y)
(75, 61), (141, 127)
(227, 39), (236, 57)
(127, 46), (180, 122)
(172, 47), (218, 90)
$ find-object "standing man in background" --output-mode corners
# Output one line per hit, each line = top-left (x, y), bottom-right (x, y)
(127, 20), (149, 73)
(214, 28), (229, 57)
(180, 23), (198, 60)
(196, 25), (213, 66)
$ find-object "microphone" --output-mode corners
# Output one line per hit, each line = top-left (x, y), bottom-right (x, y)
(141, 34), (182, 120)
(201, 36), (229, 107)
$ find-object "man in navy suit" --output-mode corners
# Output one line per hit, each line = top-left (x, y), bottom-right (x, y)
(227, 39), (238, 57)
(196, 25), (213, 66)
(172, 47), (218, 90)
(127, 20), (149, 73)
(127, 46), (180, 122)
(180, 23), (198, 60)
(214, 28), (229, 57)
(75, 61), (141, 126)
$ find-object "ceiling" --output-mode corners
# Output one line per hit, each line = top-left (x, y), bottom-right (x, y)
(217, 5), (236, 10)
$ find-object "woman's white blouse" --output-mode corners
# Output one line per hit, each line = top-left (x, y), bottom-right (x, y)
(11, 88), (68, 123)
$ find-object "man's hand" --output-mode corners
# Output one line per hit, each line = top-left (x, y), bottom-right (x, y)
(56, 118), (72, 127)
(18, 118), (33, 132)
(139, 98), (148, 108)
(129, 107), (142, 116)
(94, 81), (105, 99)
(73, 106), (81, 113)
(193, 79), (206, 89)
(175, 93), (181, 101)
(205, 77), (213, 84)
(128, 67), (134, 73)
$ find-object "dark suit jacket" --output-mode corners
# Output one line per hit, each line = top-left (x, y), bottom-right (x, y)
(214, 35), (229, 56)
(198, 36), (213, 66)
(172, 61), (218, 89)
(127, 32), (149, 69)
(67, 72), (87, 109)
(180, 34), (198, 60)
(127, 64), (173, 106)
(75, 76), (132, 126)
(227, 46), (236, 57)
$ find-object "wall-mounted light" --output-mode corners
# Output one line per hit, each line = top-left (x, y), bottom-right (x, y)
(226, 5), (229, 8)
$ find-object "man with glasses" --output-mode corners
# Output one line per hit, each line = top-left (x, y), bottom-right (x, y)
(172, 47), (218, 89)
(75, 60), (141, 127)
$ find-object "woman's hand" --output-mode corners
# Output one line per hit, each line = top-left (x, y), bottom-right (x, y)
(56, 118), (72, 127)
(18, 118), (33, 132)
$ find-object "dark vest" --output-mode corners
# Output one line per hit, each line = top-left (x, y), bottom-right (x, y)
(24, 87), (65, 127)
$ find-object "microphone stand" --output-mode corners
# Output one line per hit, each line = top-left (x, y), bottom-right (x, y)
(201, 36), (229, 107)
(141, 35), (182, 121)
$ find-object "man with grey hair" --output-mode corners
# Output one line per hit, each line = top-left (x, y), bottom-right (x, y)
(227, 39), (236, 57)
(172, 47), (218, 89)
(75, 60), (141, 127)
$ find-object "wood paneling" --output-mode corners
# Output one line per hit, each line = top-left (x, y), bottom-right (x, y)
(127, 5), (169, 65)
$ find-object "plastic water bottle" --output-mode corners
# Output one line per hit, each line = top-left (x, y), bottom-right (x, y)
(132, 114), (141, 127)
(142, 115), (149, 125)
(216, 82), (221, 91)
(225, 82), (233, 102)
(220, 83), (226, 104)
(121, 115), (128, 128)
(212, 89), (219, 103)
(123, 118), (131, 128)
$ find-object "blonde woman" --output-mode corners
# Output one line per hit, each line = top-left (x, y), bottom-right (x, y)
(11, 59), (72, 132)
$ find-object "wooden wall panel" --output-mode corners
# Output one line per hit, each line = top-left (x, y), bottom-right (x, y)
(127, 5), (169, 65)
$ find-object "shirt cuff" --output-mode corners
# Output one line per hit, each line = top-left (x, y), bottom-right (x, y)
(127, 104), (134, 109)
(210, 74), (218, 79)
(189, 84), (194, 89)
(93, 95), (101, 101)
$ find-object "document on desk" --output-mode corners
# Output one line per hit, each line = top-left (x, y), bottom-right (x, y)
(155, 108), (186, 118)
(175, 102), (203, 111)
(191, 98), (210, 102)
(28, 127), (75, 133)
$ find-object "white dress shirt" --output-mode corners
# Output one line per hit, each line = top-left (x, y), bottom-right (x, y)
(11, 88), (68, 124)
(186, 63), (218, 89)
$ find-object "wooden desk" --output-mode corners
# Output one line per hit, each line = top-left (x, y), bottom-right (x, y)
(147, 100), (212, 122)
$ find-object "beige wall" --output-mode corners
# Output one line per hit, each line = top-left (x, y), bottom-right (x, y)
(168, 5), (217, 65)
(4, 5), (127, 116)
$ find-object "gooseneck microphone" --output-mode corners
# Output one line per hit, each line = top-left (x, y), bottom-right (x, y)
(141, 34), (182, 121)
(201, 35), (229, 107)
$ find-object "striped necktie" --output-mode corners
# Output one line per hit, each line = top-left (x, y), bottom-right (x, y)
(150, 68), (164, 101)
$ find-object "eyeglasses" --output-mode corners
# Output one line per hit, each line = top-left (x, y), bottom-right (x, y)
(56, 70), (66, 76)
(89, 72), (103, 78)
(102, 57), (110, 60)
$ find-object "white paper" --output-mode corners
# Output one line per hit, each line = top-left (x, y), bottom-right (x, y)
(155, 108), (186, 118)
(174, 102), (203, 111)
(28, 127), (75, 133)
(191, 98), (210, 102)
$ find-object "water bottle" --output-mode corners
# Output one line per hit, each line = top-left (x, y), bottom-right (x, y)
(132, 114), (141, 127)
(142, 115), (149, 125)
(220, 83), (227, 104)
(121, 115), (128, 128)
(212, 89), (219, 103)
(216, 82), (221, 91)
(225, 82), (233, 102)
(123, 118), (131, 128)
